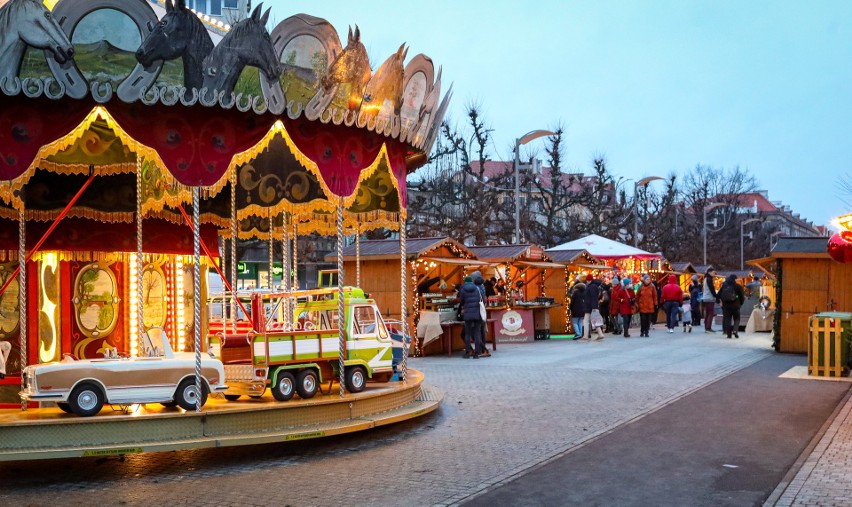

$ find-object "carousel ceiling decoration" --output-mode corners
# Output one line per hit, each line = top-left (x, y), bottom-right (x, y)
(0, 0), (451, 154)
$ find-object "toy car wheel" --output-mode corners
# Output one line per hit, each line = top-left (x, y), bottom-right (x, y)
(224, 394), (241, 401)
(271, 371), (295, 401)
(345, 366), (367, 393)
(295, 369), (319, 399)
(68, 382), (104, 417)
(175, 378), (209, 411)
(56, 402), (73, 414)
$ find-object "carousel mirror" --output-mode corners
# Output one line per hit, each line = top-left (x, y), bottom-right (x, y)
(73, 262), (119, 338)
(142, 264), (167, 329)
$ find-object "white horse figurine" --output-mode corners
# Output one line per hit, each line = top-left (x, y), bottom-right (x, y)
(0, 0), (74, 90)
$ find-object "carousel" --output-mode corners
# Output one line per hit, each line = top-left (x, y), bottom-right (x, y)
(0, 0), (448, 460)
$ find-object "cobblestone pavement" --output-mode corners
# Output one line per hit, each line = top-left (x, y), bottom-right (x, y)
(0, 329), (773, 507)
(770, 383), (852, 507)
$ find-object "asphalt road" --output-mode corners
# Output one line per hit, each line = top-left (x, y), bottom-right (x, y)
(466, 354), (850, 507)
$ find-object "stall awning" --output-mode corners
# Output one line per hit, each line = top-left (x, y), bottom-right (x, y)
(421, 257), (492, 266)
(516, 260), (570, 269)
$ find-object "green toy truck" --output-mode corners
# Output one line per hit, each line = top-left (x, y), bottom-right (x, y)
(208, 287), (395, 401)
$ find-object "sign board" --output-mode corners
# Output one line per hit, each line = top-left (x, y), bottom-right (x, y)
(493, 308), (535, 343)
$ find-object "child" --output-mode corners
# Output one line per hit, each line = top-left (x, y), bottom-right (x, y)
(682, 295), (693, 333)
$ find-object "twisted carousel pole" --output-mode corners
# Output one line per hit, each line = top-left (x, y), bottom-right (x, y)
(230, 173), (237, 333)
(136, 158), (144, 353)
(192, 187), (202, 413)
(18, 208), (26, 411)
(399, 214), (408, 382)
(336, 197), (345, 397)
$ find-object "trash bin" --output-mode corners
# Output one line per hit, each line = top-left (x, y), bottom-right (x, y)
(808, 312), (852, 377)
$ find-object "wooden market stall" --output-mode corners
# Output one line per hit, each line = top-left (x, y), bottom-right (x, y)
(750, 237), (847, 353)
(325, 237), (490, 355)
(467, 244), (569, 342)
(543, 249), (605, 335)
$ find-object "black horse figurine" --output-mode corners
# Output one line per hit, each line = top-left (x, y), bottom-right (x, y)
(201, 3), (282, 101)
(135, 0), (213, 91)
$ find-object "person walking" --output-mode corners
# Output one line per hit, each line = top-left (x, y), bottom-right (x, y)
(719, 274), (746, 338)
(702, 268), (719, 333)
(617, 278), (636, 337)
(582, 274), (606, 341)
(456, 276), (484, 358)
(689, 275), (702, 328)
(610, 277), (624, 335)
(636, 275), (658, 337)
(661, 274), (684, 333)
(569, 280), (586, 339)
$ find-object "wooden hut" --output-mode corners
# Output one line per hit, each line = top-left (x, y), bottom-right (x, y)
(750, 237), (847, 353)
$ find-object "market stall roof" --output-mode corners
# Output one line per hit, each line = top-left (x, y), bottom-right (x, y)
(546, 249), (603, 266)
(467, 244), (550, 263)
(668, 262), (697, 274)
(770, 237), (830, 258)
(325, 236), (475, 262)
(547, 234), (660, 260)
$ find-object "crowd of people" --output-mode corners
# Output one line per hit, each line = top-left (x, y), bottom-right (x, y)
(568, 268), (748, 341)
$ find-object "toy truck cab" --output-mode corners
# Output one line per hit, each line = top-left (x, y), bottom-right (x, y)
(208, 287), (395, 402)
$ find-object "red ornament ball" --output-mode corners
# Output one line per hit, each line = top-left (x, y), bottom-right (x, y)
(828, 231), (852, 263)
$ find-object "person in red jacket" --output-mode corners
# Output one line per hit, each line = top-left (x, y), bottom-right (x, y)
(660, 274), (684, 333)
(616, 278), (636, 337)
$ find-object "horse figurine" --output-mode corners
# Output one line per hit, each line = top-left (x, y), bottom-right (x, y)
(136, 0), (213, 91)
(202, 2), (284, 112)
(361, 43), (408, 119)
(305, 25), (370, 121)
(0, 0), (74, 92)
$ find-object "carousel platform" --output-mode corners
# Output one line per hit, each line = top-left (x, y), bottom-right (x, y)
(0, 369), (440, 462)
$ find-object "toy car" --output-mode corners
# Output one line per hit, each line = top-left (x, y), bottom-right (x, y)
(20, 328), (227, 417)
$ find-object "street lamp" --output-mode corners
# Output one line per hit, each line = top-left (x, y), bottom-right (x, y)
(740, 217), (761, 270)
(703, 202), (727, 265)
(633, 176), (665, 247)
(514, 129), (555, 244)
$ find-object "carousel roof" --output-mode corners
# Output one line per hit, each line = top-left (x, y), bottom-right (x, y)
(547, 234), (660, 261)
(0, 0), (450, 237)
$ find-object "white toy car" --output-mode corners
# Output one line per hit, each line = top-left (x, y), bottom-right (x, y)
(20, 328), (227, 416)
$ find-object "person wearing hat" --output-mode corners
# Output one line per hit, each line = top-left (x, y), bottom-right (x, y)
(689, 274), (703, 328)
(581, 274), (605, 340)
(455, 276), (484, 358)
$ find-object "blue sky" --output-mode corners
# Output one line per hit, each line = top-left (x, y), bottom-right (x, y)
(274, 0), (851, 227)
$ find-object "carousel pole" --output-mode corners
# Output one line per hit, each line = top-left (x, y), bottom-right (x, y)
(336, 198), (345, 398)
(230, 174), (237, 333)
(356, 227), (361, 288)
(282, 213), (291, 329)
(292, 220), (299, 291)
(136, 158), (144, 352)
(192, 187), (202, 413)
(268, 212), (274, 289)
(399, 214), (408, 382)
(18, 208), (26, 411)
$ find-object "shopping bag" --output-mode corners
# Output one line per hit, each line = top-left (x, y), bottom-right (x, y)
(591, 309), (604, 329)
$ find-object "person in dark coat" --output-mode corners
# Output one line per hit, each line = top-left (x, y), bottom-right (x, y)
(689, 275), (702, 327)
(456, 276), (484, 358)
(473, 274), (490, 357)
(569, 281), (586, 338)
(582, 274), (605, 340)
(719, 274), (746, 339)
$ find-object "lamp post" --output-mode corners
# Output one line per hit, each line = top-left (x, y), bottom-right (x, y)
(740, 218), (761, 270)
(703, 202), (727, 265)
(514, 129), (555, 244)
(633, 176), (665, 247)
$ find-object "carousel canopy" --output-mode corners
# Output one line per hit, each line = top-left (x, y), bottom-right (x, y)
(547, 234), (661, 261)
(0, 0), (451, 238)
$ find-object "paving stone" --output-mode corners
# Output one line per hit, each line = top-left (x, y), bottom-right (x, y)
(0, 330), (773, 506)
